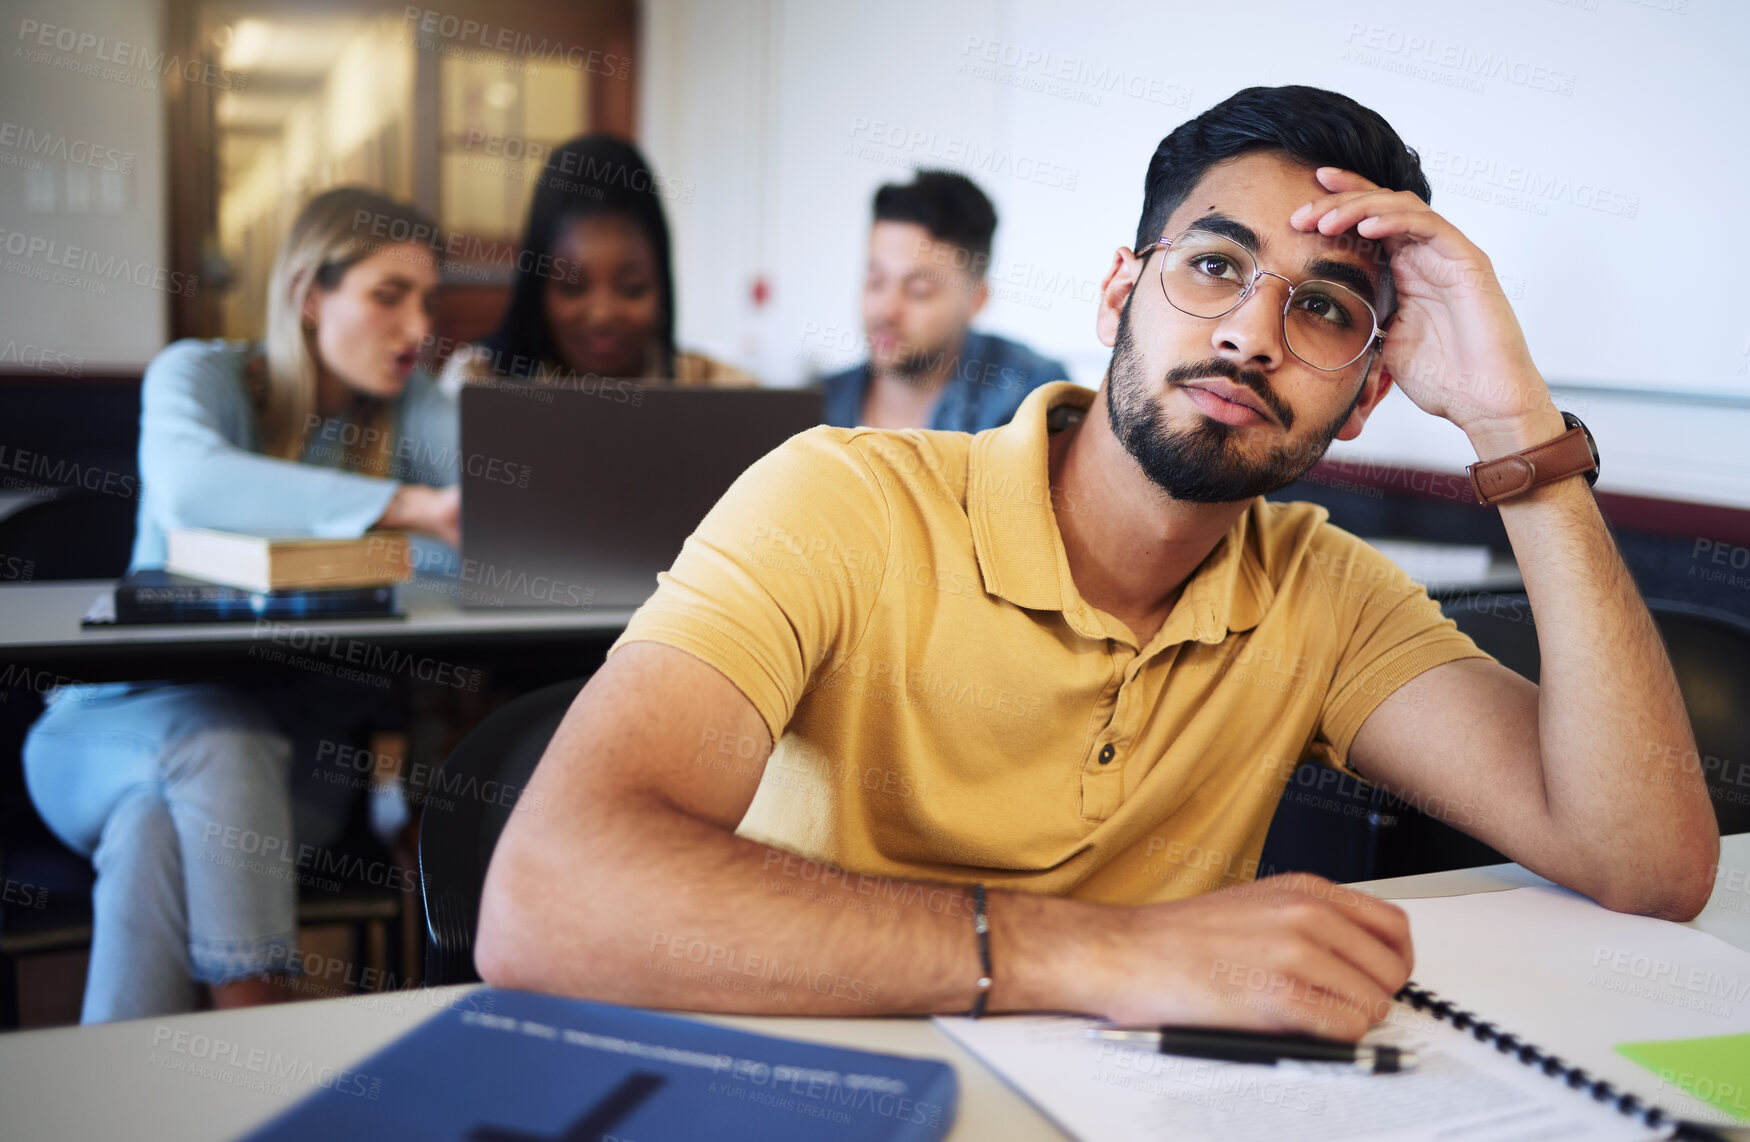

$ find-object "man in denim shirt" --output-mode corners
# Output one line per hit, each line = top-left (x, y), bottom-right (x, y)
(819, 170), (1069, 433)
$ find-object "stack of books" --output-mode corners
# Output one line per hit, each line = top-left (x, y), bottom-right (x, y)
(85, 528), (412, 625)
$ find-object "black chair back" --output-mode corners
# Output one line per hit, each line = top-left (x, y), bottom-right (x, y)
(418, 677), (587, 985)
(1264, 590), (1750, 884)
(1441, 592), (1750, 837)
(1647, 600), (1750, 837)
(0, 489), (135, 580)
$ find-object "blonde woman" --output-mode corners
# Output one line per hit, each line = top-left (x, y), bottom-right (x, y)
(24, 187), (457, 1022)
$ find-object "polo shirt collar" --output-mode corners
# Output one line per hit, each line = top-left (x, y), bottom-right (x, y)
(966, 381), (1273, 648)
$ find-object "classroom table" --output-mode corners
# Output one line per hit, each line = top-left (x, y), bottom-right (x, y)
(0, 578), (637, 682)
(2, 833), (1744, 1142)
(0, 545), (1520, 683)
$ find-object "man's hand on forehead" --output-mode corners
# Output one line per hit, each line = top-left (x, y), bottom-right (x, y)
(1288, 167), (1557, 443)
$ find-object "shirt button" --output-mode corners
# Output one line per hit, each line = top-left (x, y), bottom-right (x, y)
(1098, 743), (1115, 765)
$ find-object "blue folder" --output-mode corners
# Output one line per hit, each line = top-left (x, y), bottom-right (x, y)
(243, 989), (958, 1141)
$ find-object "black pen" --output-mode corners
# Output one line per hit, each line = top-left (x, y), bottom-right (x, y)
(1087, 1025), (1416, 1074)
(1672, 1121), (1750, 1141)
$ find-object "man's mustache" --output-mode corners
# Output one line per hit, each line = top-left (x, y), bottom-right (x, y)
(1164, 358), (1294, 431)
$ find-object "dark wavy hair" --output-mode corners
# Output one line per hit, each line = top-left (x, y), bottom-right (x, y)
(1133, 85), (1430, 314)
(489, 134), (677, 377)
(873, 169), (998, 275)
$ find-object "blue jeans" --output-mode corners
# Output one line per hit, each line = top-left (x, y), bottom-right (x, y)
(22, 682), (364, 1023)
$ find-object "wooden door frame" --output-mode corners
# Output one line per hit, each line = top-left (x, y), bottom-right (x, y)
(163, 0), (638, 341)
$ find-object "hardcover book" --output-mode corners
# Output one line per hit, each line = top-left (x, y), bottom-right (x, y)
(164, 527), (412, 592)
(242, 989), (959, 1142)
(83, 570), (401, 625)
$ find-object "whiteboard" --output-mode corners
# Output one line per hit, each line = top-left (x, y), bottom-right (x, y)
(649, 0), (1750, 402)
(978, 0), (1750, 398)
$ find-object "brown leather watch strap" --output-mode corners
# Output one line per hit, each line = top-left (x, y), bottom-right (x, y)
(1467, 427), (1596, 505)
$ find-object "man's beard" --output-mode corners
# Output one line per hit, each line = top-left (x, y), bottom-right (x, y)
(1104, 300), (1360, 504)
(874, 330), (959, 387)
(888, 346), (937, 384)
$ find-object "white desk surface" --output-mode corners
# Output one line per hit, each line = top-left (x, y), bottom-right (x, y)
(3, 832), (1745, 1142)
(0, 579), (636, 651)
(0, 536), (1523, 655)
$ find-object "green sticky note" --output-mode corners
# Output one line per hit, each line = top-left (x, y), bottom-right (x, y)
(1616, 1033), (1750, 1121)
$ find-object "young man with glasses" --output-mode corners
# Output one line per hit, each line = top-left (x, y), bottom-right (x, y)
(478, 86), (1715, 1037)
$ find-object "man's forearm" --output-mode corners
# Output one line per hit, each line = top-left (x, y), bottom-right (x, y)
(476, 795), (1103, 1016)
(475, 646), (1414, 1033)
(1478, 412), (1718, 915)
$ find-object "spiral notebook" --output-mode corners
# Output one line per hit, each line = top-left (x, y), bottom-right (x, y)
(935, 886), (1750, 1141)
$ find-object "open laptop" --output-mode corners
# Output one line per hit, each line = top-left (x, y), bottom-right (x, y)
(459, 384), (821, 609)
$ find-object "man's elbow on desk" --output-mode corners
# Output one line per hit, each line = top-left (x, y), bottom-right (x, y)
(474, 851), (553, 994)
(1583, 832), (1719, 924)
(474, 829), (618, 1000)
(1597, 760), (1719, 922)
(474, 803), (687, 1003)
(1603, 846), (1715, 923)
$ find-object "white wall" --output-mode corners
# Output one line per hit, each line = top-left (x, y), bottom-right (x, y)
(1, 0), (1742, 505)
(639, 0), (1750, 507)
(0, 0), (170, 371)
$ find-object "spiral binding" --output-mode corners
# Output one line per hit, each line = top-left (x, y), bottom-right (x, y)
(1396, 981), (1673, 1132)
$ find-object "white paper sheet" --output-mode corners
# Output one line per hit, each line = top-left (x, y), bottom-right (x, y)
(936, 1006), (1663, 1141)
(932, 886), (1750, 1141)
(1396, 886), (1750, 1125)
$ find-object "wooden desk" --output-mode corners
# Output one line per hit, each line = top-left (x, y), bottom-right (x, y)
(3, 833), (1745, 1142)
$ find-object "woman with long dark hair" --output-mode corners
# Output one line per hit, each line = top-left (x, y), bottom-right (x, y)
(444, 134), (754, 387)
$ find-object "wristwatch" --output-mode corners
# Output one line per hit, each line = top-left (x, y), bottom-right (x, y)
(1466, 411), (1599, 506)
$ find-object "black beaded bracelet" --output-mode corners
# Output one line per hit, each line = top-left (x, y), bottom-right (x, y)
(969, 883), (992, 1018)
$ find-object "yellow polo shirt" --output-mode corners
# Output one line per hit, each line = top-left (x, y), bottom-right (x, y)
(611, 382), (1489, 903)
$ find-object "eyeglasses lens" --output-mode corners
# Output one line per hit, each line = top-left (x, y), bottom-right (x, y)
(1160, 230), (1375, 371)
